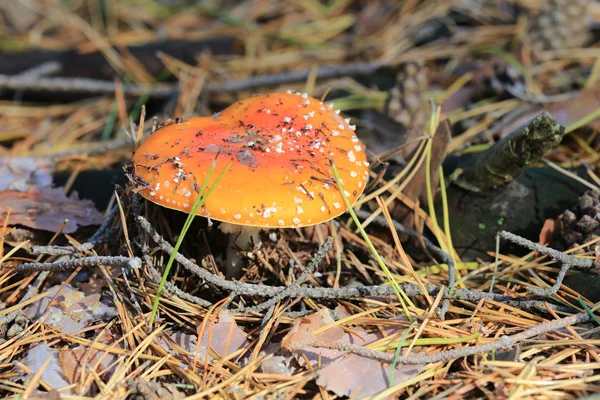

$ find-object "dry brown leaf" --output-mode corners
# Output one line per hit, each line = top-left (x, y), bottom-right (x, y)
(316, 354), (421, 399)
(500, 88), (600, 139)
(18, 343), (70, 391)
(58, 345), (117, 394)
(545, 87), (600, 130)
(539, 218), (557, 245)
(392, 119), (451, 227)
(281, 308), (422, 399)
(23, 285), (117, 334)
(281, 307), (344, 353)
(0, 187), (103, 233)
(197, 310), (249, 358)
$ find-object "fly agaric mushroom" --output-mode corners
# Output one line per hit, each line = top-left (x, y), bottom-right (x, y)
(128, 91), (369, 277)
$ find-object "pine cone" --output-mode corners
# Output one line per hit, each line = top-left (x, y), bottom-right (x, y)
(529, 0), (591, 53)
(385, 61), (429, 130)
(557, 191), (600, 251)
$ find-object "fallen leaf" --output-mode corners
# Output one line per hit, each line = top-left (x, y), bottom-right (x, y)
(0, 157), (54, 191)
(539, 218), (557, 245)
(545, 87), (600, 130)
(316, 354), (421, 399)
(23, 285), (117, 334)
(499, 88), (600, 140)
(391, 119), (451, 227)
(281, 308), (344, 354)
(58, 345), (117, 395)
(197, 310), (249, 358)
(281, 309), (422, 399)
(17, 342), (70, 391)
(0, 187), (104, 233)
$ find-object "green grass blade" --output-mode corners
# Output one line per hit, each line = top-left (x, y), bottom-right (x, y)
(149, 158), (232, 325)
(331, 159), (413, 321)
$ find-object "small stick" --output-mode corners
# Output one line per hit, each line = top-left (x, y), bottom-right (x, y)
(498, 231), (593, 269)
(136, 215), (574, 313)
(0, 60), (390, 98)
(290, 312), (590, 365)
(14, 256), (141, 273)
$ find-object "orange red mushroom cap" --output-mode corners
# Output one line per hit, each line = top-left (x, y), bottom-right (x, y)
(128, 92), (369, 228)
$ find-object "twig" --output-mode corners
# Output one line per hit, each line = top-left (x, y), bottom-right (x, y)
(204, 61), (390, 93)
(0, 60), (390, 98)
(526, 262), (572, 297)
(16, 61), (62, 79)
(14, 256), (141, 273)
(498, 231), (593, 269)
(290, 312), (590, 365)
(136, 215), (574, 313)
(42, 137), (133, 158)
(146, 261), (212, 307)
(233, 237), (333, 313)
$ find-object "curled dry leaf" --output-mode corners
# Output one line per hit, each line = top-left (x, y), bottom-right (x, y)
(281, 308), (422, 399)
(0, 187), (104, 233)
(539, 218), (557, 245)
(391, 119), (451, 228)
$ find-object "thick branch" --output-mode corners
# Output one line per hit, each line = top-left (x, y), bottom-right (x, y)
(455, 112), (565, 192)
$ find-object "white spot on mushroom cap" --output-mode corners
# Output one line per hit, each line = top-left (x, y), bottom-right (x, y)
(320, 205), (326, 212)
(293, 217), (301, 225)
(278, 219), (285, 226)
(297, 206), (304, 214)
(263, 207), (278, 218)
(347, 151), (356, 162)
(334, 202), (341, 209)
(234, 214), (241, 220)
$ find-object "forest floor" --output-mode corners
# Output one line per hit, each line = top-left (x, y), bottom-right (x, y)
(2, 1), (600, 399)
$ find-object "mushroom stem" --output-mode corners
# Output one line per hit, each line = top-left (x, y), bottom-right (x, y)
(219, 222), (262, 278)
